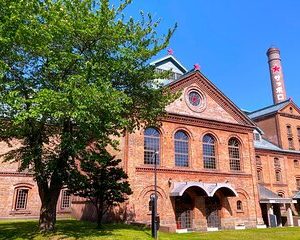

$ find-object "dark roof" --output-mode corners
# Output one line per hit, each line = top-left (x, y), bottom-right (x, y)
(294, 191), (300, 199)
(150, 55), (187, 73)
(259, 185), (282, 200)
(247, 99), (290, 119)
(254, 138), (282, 151)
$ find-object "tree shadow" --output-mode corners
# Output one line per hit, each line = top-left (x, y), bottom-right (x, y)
(0, 219), (150, 240)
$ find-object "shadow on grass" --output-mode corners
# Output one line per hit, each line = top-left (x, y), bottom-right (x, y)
(0, 219), (149, 240)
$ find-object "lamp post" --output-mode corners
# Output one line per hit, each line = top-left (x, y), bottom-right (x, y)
(151, 151), (158, 239)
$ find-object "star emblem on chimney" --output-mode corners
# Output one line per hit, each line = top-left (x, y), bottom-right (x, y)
(272, 65), (280, 72)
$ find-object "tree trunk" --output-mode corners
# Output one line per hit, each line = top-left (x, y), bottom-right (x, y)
(38, 186), (61, 232)
(96, 205), (104, 228)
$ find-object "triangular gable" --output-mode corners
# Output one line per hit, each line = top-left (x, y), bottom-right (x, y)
(279, 100), (300, 116)
(165, 71), (256, 126)
(151, 55), (187, 74)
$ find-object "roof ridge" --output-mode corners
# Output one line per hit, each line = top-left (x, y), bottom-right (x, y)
(248, 99), (290, 115)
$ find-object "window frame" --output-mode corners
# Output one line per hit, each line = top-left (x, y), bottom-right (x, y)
(14, 188), (29, 210)
(202, 134), (217, 169)
(144, 127), (161, 165)
(228, 138), (242, 171)
(174, 130), (189, 167)
(60, 189), (71, 210)
(275, 170), (282, 182)
(236, 200), (243, 212)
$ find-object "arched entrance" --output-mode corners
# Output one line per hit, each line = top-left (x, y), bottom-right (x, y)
(205, 196), (221, 228)
(175, 192), (194, 229)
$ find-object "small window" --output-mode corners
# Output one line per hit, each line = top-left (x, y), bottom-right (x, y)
(237, 201), (243, 211)
(287, 125), (292, 135)
(257, 169), (263, 182)
(15, 189), (29, 210)
(254, 133), (260, 141)
(274, 158), (280, 168)
(294, 160), (299, 168)
(148, 200), (152, 212)
(148, 194), (157, 212)
(278, 192), (285, 198)
(61, 190), (71, 209)
(275, 170), (282, 182)
(290, 107), (293, 114)
(296, 179), (300, 190)
(256, 156), (261, 165)
(288, 138), (294, 150)
(297, 128), (300, 137)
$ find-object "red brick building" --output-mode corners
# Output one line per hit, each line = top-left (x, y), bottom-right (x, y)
(1, 48), (300, 232)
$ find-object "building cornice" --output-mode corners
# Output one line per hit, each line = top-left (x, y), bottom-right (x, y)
(255, 147), (300, 157)
(161, 113), (255, 133)
(279, 112), (300, 120)
(0, 171), (33, 177)
(136, 166), (252, 178)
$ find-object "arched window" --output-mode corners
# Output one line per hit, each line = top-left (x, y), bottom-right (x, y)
(257, 168), (263, 182)
(228, 138), (241, 171)
(237, 200), (243, 211)
(256, 156), (261, 165)
(286, 125), (292, 135)
(144, 128), (160, 165)
(277, 191), (285, 198)
(60, 189), (71, 209)
(174, 131), (189, 167)
(203, 134), (216, 169)
(274, 158), (280, 167)
(275, 170), (281, 182)
(148, 193), (158, 212)
(14, 188), (29, 210)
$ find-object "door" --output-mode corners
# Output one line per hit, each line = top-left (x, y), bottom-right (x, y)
(175, 192), (193, 229)
(205, 196), (221, 228)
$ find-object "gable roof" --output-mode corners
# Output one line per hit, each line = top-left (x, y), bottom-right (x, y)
(258, 185), (281, 200)
(247, 99), (290, 119)
(166, 69), (257, 127)
(150, 55), (188, 73)
(254, 138), (282, 151)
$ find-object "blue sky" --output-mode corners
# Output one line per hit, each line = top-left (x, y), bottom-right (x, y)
(120, 0), (300, 111)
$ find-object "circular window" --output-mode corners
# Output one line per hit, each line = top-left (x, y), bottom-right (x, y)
(185, 88), (206, 112)
(188, 91), (201, 106)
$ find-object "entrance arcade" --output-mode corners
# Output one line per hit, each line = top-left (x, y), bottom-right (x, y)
(171, 182), (238, 230)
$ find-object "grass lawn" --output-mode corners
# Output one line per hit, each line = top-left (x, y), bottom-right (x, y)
(1, 219), (300, 240)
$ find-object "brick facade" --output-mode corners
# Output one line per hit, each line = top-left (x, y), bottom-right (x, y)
(1, 53), (300, 232)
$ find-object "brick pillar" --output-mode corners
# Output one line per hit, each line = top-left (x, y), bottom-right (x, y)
(286, 204), (294, 226)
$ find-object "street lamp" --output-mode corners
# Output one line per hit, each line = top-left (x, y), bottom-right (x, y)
(151, 151), (159, 239)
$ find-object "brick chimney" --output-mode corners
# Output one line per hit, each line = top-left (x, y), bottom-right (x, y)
(266, 47), (287, 104)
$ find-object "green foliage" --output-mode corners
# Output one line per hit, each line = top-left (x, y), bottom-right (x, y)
(0, 0), (176, 230)
(68, 147), (132, 226)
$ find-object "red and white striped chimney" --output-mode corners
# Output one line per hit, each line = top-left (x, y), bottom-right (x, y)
(266, 47), (287, 104)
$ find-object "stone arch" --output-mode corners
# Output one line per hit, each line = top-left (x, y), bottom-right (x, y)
(138, 185), (168, 200)
(171, 127), (194, 141)
(13, 183), (34, 189)
(200, 131), (221, 144)
(226, 134), (245, 149)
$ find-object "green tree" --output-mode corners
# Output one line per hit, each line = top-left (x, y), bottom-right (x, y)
(69, 147), (132, 228)
(0, 0), (175, 232)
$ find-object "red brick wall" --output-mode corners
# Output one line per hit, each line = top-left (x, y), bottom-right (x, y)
(123, 119), (262, 229)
